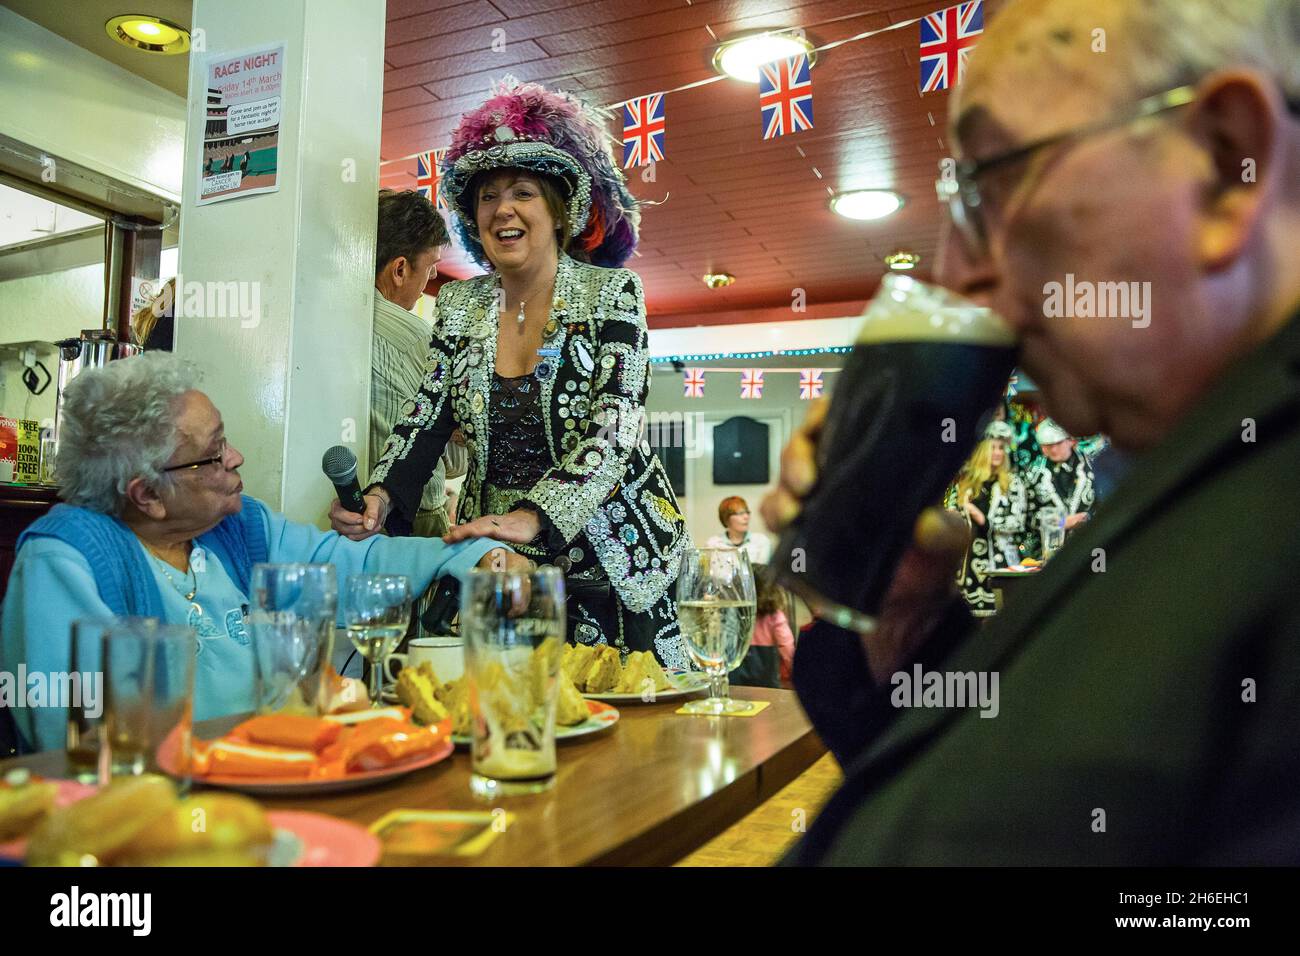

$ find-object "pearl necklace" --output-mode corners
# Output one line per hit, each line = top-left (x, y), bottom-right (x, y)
(500, 274), (555, 325)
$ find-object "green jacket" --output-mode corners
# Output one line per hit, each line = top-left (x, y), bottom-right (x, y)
(789, 306), (1300, 865)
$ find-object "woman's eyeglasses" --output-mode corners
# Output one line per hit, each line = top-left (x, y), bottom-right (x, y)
(163, 438), (228, 473)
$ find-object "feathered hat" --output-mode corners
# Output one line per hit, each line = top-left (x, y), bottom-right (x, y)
(440, 78), (640, 269)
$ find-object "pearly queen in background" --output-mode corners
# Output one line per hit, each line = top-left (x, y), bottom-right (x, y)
(348, 79), (688, 668)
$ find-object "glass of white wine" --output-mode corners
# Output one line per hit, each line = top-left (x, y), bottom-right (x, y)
(678, 547), (757, 715)
(344, 574), (412, 709)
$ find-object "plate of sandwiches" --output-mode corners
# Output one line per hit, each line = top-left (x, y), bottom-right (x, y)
(0, 771), (380, 866)
(562, 644), (709, 703)
(156, 709), (454, 796)
(393, 659), (620, 746)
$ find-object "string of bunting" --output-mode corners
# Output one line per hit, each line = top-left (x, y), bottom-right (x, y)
(385, 0), (985, 179)
(674, 366), (837, 401)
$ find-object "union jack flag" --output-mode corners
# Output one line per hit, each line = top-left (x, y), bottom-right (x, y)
(683, 368), (706, 398)
(623, 94), (666, 168)
(799, 369), (824, 400)
(415, 149), (448, 212)
(759, 55), (814, 140)
(920, 1), (984, 93)
(740, 369), (764, 399)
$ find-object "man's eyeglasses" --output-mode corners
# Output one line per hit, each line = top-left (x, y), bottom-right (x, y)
(935, 84), (1205, 258)
(163, 438), (228, 473)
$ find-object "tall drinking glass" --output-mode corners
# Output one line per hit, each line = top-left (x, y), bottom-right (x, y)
(67, 617), (155, 783)
(771, 274), (1018, 632)
(461, 566), (566, 798)
(344, 574), (412, 708)
(677, 547), (757, 715)
(99, 620), (195, 790)
(1039, 508), (1066, 561)
(249, 564), (338, 715)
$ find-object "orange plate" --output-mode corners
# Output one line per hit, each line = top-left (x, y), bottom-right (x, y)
(156, 729), (454, 796)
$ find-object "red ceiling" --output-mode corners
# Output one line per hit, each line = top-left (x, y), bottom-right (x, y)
(380, 0), (971, 326)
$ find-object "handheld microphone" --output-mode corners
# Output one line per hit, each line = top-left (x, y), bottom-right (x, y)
(322, 445), (367, 514)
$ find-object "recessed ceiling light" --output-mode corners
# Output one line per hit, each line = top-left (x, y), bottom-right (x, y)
(885, 251), (921, 271)
(712, 32), (816, 84)
(830, 190), (903, 221)
(106, 15), (190, 55)
(703, 273), (736, 289)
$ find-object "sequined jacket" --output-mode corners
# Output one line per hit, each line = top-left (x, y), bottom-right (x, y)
(368, 253), (687, 614)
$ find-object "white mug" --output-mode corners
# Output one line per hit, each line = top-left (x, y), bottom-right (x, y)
(385, 636), (464, 684)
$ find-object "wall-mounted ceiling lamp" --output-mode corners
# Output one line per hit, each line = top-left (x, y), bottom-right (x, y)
(830, 189), (903, 221)
(703, 273), (736, 289)
(885, 251), (921, 271)
(713, 32), (816, 84)
(106, 15), (191, 54)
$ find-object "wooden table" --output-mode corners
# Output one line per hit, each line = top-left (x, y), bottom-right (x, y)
(0, 688), (825, 866)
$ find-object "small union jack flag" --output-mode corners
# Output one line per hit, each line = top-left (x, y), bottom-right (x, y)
(759, 55), (814, 140)
(683, 368), (706, 398)
(740, 369), (764, 399)
(799, 369), (824, 400)
(623, 93), (666, 168)
(415, 149), (448, 212)
(920, 1), (984, 93)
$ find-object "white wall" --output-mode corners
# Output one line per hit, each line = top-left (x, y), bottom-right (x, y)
(0, 264), (104, 345)
(645, 365), (837, 553)
(175, 0), (384, 523)
(0, 7), (186, 202)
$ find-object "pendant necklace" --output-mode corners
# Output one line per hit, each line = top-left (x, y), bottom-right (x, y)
(146, 544), (202, 620)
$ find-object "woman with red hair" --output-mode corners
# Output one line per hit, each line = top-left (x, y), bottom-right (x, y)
(705, 496), (772, 566)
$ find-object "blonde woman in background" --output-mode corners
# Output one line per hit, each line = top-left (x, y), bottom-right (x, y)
(130, 277), (176, 351)
(945, 421), (1027, 616)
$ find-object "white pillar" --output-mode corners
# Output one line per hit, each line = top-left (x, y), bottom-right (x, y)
(176, 0), (384, 524)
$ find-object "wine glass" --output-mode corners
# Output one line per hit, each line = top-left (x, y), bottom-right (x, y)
(677, 547), (757, 715)
(344, 574), (412, 708)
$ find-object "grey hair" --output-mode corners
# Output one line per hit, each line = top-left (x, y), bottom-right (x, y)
(57, 352), (199, 516)
(1117, 0), (1299, 102)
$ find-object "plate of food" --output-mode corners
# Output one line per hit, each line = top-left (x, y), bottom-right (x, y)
(392, 660), (620, 745)
(158, 709), (454, 796)
(564, 644), (709, 703)
(0, 773), (380, 866)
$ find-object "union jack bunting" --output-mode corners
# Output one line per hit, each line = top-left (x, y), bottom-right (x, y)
(920, 1), (984, 93)
(623, 93), (666, 168)
(683, 368), (706, 398)
(799, 369), (824, 400)
(415, 149), (448, 212)
(759, 55), (814, 140)
(740, 369), (765, 399)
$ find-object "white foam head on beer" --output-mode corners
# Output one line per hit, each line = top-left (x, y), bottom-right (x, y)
(856, 274), (1016, 347)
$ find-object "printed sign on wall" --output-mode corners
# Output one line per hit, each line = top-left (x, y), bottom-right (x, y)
(198, 44), (285, 205)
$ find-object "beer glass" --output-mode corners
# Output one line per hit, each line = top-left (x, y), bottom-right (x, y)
(99, 620), (195, 790)
(772, 274), (1018, 632)
(461, 566), (566, 798)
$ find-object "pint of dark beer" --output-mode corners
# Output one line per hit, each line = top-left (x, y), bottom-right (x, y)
(772, 274), (1017, 632)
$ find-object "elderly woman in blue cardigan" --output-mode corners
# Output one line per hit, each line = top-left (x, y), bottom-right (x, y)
(0, 352), (522, 752)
